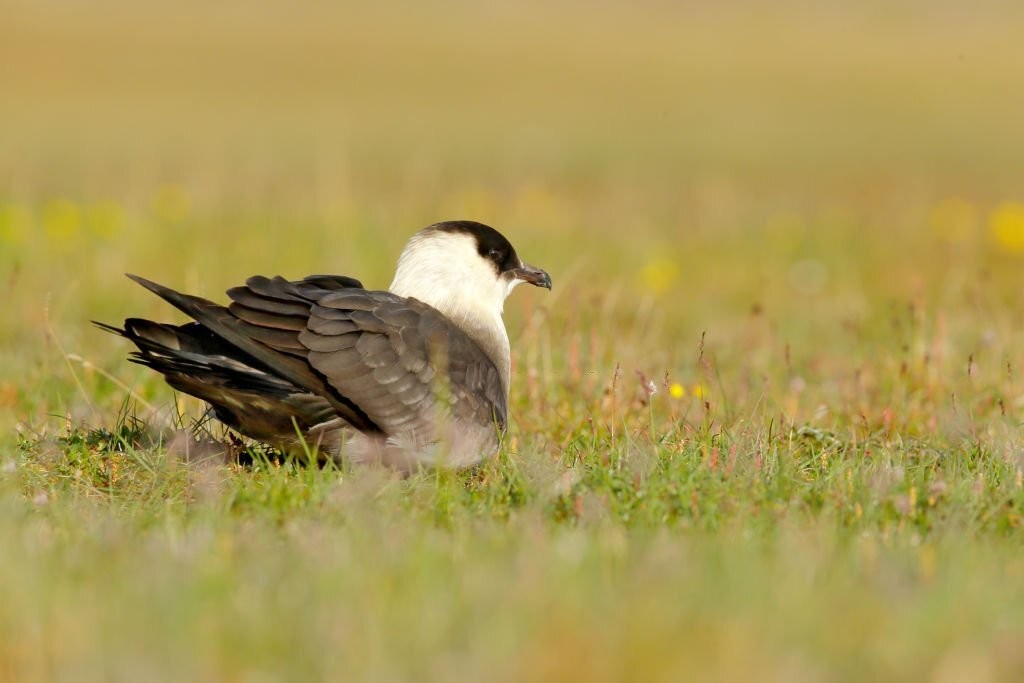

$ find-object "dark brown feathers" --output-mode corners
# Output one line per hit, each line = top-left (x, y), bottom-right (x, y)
(101, 273), (507, 458)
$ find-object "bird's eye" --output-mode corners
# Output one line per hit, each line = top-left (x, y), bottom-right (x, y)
(488, 248), (504, 260)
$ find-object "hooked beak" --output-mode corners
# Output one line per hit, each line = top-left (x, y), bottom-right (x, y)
(513, 262), (552, 290)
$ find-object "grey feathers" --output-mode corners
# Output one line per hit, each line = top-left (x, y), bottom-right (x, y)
(102, 272), (506, 466)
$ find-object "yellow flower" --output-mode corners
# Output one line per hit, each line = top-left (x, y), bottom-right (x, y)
(930, 197), (976, 243)
(691, 383), (706, 400)
(640, 258), (679, 294)
(669, 383), (685, 399)
(43, 199), (81, 245)
(990, 202), (1024, 254)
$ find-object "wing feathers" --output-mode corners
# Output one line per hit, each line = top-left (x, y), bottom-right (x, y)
(228, 302), (308, 331)
(305, 317), (360, 335)
(125, 274), (381, 433)
(298, 329), (360, 353)
(119, 272), (507, 451)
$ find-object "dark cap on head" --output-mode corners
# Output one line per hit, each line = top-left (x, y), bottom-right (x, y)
(425, 220), (552, 290)
(425, 220), (521, 274)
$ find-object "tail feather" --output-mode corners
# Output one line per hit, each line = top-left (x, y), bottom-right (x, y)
(98, 273), (384, 452)
(96, 319), (296, 396)
(96, 317), (336, 447)
(123, 274), (342, 408)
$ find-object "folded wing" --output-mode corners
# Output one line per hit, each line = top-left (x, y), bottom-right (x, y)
(115, 273), (507, 448)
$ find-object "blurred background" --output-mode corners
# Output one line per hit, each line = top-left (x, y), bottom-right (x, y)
(2, 0), (1024, 436)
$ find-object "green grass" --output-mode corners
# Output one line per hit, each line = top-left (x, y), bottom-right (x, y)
(3, 1), (1024, 680)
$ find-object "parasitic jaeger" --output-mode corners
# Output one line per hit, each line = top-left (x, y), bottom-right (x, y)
(99, 220), (551, 471)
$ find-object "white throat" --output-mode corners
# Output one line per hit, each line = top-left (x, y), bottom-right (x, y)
(388, 231), (521, 394)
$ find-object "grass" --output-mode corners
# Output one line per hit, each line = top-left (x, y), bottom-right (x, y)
(3, 1), (1024, 680)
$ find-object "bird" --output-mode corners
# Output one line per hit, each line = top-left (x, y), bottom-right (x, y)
(98, 220), (551, 471)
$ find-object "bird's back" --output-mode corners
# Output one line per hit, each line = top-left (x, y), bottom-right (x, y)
(101, 273), (507, 469)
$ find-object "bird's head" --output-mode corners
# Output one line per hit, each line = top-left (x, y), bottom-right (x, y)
(389, 221), (551, 325)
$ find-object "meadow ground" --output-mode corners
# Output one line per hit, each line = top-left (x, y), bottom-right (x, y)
(3, 1), (1024, 680)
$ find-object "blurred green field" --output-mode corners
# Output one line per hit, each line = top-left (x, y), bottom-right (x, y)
(3, 1), (1024, 681)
